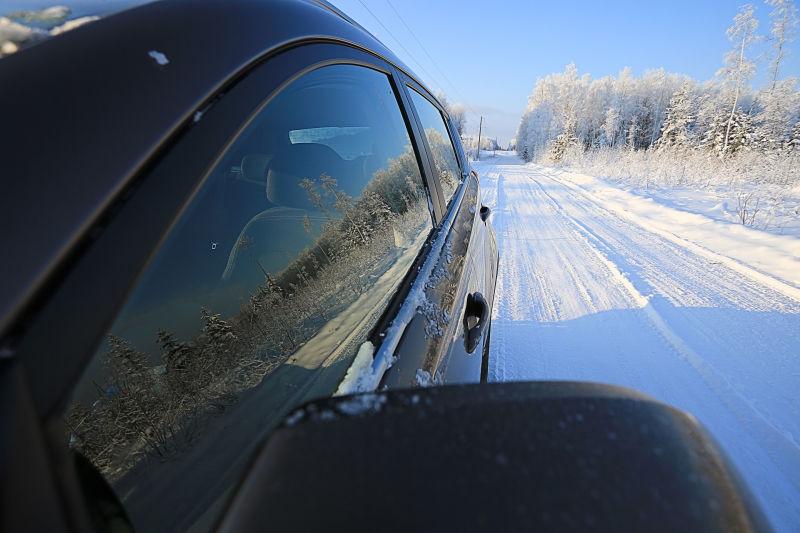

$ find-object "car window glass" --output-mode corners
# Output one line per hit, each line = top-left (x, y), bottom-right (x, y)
(409, 88), (462, 207)
(289, 126), (372, 159)
(63, 64), (433, 533)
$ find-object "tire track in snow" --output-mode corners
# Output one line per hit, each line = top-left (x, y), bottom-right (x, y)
(533, 168), (791, 311)
(529, 169), (800, 435)
(544, 166), (800, 305)
(476, 154), (800, 530)
(528, 170), (800, 465)
(530, 173), (800, 488)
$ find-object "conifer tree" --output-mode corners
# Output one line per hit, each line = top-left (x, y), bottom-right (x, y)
(789, 121), (800, 150)
(755, 79), (800, 151)
(158, 329), (194, 393)
(200, 308), (238, 376)
(654, 82), (695, 149)
(548, 115), (579, 162)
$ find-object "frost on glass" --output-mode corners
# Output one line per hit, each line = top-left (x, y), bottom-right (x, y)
(62, 64), (432, 532)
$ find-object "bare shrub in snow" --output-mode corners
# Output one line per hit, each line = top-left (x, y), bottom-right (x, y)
(736, 190), (762, 226)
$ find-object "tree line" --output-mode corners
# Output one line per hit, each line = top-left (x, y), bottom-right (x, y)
(516, 0), (800, 164)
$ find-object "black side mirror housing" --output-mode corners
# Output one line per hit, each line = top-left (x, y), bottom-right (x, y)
(219, 382), (770, 532)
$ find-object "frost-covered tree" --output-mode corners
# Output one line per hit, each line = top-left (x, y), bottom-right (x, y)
(450, 104), (467, 136)
(435, 91), (467, 136)
(626, 116), (640, 149)
(729, 109), (755, 153)
(514, 3), (800, 163)
(718, 4), (759, 156)
(158, 329), (196, 393)
(700, 104), (733, 155)
(547, 115), (579, 162)
(754, 79), (800, 151)
(789, 120), (800, 149)
(765, 0), (799, 91)
(647, 70), (670, 146)
(602, 107), (621, 147)
(654, 81), (695, 149)
(516, 64), (687, 159)
(199, 308), (238, 376)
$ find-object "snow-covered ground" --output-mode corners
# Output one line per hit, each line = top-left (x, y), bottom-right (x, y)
(475, 151), (800, 531)
(622, 184), (800, 238)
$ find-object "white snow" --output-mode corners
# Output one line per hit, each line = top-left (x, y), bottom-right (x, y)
(334, 341), (377, 396)
(49, 15), (98, 36)
(415, 368), (432, 387)
(335, 393), (387, 416)
(283, 408), (305, 427)
(147, 49), (169, 66)
(476, 151), (800, 531)
(342, 180), (469, 392)
(550, 168), (800, 293)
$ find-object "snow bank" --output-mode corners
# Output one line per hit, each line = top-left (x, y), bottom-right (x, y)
(334, 341), (379, 395)
(547, 166), (800, 297)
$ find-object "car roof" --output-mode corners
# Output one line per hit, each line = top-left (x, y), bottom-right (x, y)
(0, 0), (420, 339)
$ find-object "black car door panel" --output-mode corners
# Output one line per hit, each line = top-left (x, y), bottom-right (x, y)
(382, 172), (488, 387)
(12, 43), (448, 533)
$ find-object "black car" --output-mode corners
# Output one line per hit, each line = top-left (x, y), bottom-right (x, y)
(2, 2), (773, 533)
(0, 1), (498, 531)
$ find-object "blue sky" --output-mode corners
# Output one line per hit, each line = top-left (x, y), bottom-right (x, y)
(331, 0), (800, 145)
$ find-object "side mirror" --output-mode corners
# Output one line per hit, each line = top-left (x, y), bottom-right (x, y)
(219, 382), (770, 532)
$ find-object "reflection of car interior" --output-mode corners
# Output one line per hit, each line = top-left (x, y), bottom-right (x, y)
(220, 76), (396, 285)
(222, 143), (346, 282)
(117, 69), (414, 341)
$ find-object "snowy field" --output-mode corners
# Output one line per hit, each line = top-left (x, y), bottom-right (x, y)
(475, 151), (800, 531)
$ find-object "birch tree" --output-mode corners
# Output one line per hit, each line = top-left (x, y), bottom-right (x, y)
(718, 4), (759, 157)
(435, 91), (467, 136)
(765, 0), (799, 91)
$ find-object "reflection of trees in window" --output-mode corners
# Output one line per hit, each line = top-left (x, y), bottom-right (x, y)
(66, 144), (431, 480)
(424, 128), (460, 202)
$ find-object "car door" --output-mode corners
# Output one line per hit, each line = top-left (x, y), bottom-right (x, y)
(5, 43), (446, 533)
(379, 77), (498, 388)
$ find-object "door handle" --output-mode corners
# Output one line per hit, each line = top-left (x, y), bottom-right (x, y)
(479, 205), (491, 222)
(464, 292), (489, 354)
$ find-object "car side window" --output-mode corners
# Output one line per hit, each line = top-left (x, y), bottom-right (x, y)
(408, 88), (462, 207)
(63, 64), (433, 533)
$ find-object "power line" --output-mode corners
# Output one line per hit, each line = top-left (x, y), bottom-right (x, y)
(352, 0), (488, 141)
(354, 0), (444, 94)
(383, 0), (480, 119)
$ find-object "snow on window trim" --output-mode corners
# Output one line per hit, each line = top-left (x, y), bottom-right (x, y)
(334, 179), (468, 395)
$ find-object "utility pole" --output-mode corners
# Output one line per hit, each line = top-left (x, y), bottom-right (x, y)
(476, 115), (483, 161)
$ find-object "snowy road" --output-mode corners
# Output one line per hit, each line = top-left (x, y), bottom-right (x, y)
(475, 153), (800, 531)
